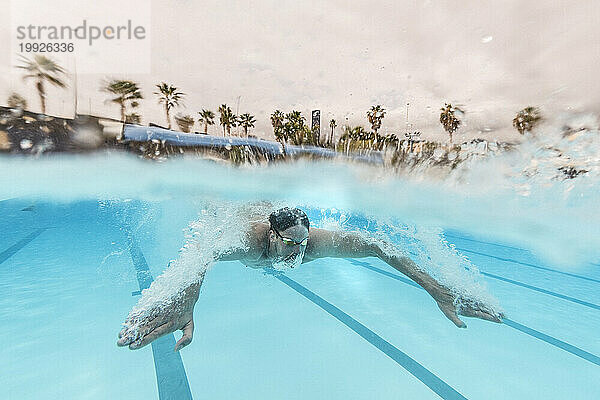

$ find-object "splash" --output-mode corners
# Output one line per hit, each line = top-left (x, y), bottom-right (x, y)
(311, 210), (503, 315)
(118, 201), (254, 335)
(452, 116), (600, 189)
(115, 200), (505, 341)
(0, 114), (598, 270)
(270, 246), (306, 270)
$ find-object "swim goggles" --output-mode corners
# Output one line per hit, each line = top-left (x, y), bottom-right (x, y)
(273, 228), (308, 246)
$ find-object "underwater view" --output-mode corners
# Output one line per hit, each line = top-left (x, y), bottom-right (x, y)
(1, 148), (599, 399)
(2, 1), (600, 399)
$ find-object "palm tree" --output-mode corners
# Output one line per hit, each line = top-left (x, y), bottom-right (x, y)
(17, 55), (66, 114)
(439, 103), (463, 143)
(218, 104), (236, 136)
(238, 113), (256, 137)
(284, 110), (307, 145)
(367, 105), (386, 134)
(125, 113), (141, 124)
(102, 79), (143, 122)
(7, 92), (27, 109)
(175, 114), (195, 133)
(198, 109), (215, 134)
(154, 82), (185, 129)
(338, 126), (369, 153)
(513, 107), (542, 135)
(271, 110), (286, 153)
(384, 133), (399, 147)
(328, 119), (337, 146)
(403, 131), (421, 152)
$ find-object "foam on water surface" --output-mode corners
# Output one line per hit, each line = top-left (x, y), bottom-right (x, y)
(1, 121), (598, 269)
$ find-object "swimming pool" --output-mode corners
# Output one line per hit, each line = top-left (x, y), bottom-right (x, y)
(1, 182), (599, 399)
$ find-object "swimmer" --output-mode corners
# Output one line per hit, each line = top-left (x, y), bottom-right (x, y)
(118, 207), (503, 351)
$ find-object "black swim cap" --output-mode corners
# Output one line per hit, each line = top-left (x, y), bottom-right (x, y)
(269, 207), (310, 232)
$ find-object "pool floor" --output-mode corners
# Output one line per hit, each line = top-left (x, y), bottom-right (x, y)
(1, 199), (599, 399)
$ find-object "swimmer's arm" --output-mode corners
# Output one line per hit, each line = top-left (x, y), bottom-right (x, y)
(306, 229), (503, 327)
(119, 226), (261, 352)
(118, 238), (252, 351)
(216, 248), (249, 261)
(306, 229), (443, 294)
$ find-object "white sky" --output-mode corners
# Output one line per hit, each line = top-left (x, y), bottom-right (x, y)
(1, 0), (599, 141)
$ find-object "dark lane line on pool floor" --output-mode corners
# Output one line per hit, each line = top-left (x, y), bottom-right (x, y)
(478, 270), (600, 311)
(0, 197), (18, 204)
(353, 259), (600, 311)
(348, 260), (600, 367)
(0, 228), (46, 265)
(443, 233), (526, 252)
(268, 269), (468, 400)
(126, 234), (193, 400)
(501, 319), (600, 366)
(455, 247), (600, 285)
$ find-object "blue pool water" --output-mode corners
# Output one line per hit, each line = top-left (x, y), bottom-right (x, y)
(1, 196), (599, 400)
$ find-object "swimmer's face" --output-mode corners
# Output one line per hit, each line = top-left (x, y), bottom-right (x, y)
(269, 224), (309, 269)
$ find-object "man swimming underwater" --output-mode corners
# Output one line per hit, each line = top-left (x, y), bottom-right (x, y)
(118, 207), (503, 351)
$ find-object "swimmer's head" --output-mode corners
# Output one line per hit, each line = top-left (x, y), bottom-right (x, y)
(268, 207), (310, 270)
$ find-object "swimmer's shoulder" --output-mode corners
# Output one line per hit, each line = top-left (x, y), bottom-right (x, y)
(247, 221), (269, 244)
(234, 222), (269, 266)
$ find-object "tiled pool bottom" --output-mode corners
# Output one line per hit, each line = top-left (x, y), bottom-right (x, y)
(1, 200), (599, 399)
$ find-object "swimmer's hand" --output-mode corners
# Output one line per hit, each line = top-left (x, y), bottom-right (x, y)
(428, 283), (504, 328)
(117, 283), (200, 351)
(374, 251), (504, 328)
